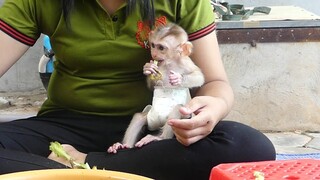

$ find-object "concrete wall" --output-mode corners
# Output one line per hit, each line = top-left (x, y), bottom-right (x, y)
(215, 2), (320, 131)
(0, 0), (44, 91)
(0, 41), (43, 91)
(221, 42), (320, 132)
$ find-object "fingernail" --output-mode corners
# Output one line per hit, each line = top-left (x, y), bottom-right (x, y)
(182, 107), (191, 113)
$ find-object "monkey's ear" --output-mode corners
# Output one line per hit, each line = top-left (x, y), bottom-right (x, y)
(180, 42), (193, 56)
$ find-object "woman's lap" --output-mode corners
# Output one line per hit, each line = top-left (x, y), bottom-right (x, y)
(0, 111), (275, 179)
(0, 148), (66, 174)
(86, 120), (276, 180)
(0, 110), (131, 156)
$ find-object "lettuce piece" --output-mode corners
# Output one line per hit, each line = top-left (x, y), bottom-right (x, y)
(49, 141), (92, 169)
(49, 141), (72, 161)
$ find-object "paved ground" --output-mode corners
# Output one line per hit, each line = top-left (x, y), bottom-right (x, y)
(264, 131), (320, 154)
(1, 89), (320, 155)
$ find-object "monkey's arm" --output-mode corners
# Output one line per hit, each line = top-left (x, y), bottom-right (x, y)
(182, 69), (205, 88)
(178, 58), (205, 88)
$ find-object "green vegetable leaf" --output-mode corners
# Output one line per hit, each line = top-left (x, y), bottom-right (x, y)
(49, 141), (72, 161)
(72, 161), (91, 169)
(49, 141), (93, 169)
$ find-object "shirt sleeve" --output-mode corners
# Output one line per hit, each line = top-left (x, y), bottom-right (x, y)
(0, 0), (41, 46)
(177, 0), (216, 41)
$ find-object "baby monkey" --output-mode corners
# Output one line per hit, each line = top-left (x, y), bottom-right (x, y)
(108, 23), (205, 153)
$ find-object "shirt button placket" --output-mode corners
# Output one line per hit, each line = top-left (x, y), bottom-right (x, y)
(104, 15), (115, 40)
(112, 15), (118, 22)
(111, 13), (121, 38)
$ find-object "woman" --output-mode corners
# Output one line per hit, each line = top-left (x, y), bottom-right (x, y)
(0, 0), (275, 179)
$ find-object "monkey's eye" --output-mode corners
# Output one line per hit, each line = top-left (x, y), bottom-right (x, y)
(158, 45), (165, 51)
(151, 43), (155, 48)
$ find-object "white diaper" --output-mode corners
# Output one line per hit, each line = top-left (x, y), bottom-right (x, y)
(147, 87), (190, 131)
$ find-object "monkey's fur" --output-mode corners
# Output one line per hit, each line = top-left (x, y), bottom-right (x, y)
(107, 23), (205, 153)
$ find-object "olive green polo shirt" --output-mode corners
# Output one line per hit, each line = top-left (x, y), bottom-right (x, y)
(0, 0), (215, 116)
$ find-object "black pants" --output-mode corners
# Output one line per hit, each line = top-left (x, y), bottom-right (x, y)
(0, 110), (275, 180)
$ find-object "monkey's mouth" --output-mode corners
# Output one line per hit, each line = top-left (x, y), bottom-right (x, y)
(155, 59), (164, 65)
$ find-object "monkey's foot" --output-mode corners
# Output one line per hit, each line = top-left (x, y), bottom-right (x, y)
(107, 142), (130, 154)
(135, 134), (162, 148)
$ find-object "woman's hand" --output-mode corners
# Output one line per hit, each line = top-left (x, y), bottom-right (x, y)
(167, 95), (227, 146)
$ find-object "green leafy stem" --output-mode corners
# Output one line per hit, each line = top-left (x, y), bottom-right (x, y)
(49, 141), (94, 169)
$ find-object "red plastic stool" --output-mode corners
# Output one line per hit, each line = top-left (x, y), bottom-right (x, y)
(210, 159), (320, 180)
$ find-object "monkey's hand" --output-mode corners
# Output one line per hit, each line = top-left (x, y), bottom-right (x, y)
(107, 142), (130, 154)
(169, 70), (183, 86)
(143, 60), (159, 75)
(144, 60), (163, 80)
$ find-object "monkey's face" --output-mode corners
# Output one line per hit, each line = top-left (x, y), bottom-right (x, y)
(150, 41), (168, 63)
(149, 36), (182, 63)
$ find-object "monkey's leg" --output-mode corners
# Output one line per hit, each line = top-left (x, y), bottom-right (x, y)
(108, 106), (151, 153)
(159, 104), (182, 139)
(122, 109), (149, 147)
(135, 134), (163, 148)
(134, 118), (175, 148)
(135, 105), (182, 147)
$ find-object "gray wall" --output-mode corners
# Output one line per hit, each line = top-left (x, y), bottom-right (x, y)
(221, 42), (320, 132)
(0, 0), (44, 91)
